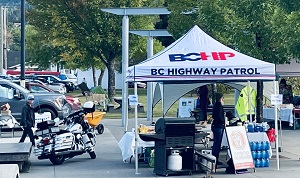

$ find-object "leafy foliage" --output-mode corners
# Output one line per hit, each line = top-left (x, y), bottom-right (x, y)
(25, 0), (165, 100)
(166, 0), (300, 64)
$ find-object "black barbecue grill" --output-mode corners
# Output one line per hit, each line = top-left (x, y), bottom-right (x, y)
(140, 117), (195, 176)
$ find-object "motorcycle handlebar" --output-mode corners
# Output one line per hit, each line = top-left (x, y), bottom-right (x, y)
(63, 109), (87, 124)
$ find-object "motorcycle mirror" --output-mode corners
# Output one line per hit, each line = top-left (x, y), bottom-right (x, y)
(54, 118), (60, 123)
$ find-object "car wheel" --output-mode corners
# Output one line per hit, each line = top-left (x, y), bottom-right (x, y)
(65, 103), (73, 114)
(38, 108), (57, 120)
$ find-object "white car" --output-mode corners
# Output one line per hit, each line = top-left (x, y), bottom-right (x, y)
(59, 73), (78, 86)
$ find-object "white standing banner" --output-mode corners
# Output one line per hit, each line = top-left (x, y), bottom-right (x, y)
(178, 98), (195, 118)
(35, 112), (51, 127)
(225, 126), (255, 171)
(271, 94), (283, 105)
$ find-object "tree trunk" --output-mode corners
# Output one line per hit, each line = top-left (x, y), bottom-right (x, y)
(107, 60), (115, 102)
(97, 68), (105, 86)
(255, 30), (264, 123)
(92, 66), (97, 87)
(256, 81), (263, 123)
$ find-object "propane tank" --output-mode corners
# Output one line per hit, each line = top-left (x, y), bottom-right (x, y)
(167, 150), (182, 171)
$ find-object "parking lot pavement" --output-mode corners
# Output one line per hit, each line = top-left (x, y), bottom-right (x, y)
(1, 119), (300, 178)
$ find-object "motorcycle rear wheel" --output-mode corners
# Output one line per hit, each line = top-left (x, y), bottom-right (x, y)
(49, 154), (65, 165)
(89, 151), (96, 159)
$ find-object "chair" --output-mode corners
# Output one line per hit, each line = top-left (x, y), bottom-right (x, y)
(77, 82), (91, 96)
(92, 94), (108, 111)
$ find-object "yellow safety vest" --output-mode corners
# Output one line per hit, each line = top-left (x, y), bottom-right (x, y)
(235, 86), (257, 121)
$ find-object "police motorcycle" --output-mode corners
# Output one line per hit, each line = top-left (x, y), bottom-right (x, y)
(33, 101), (97, 165)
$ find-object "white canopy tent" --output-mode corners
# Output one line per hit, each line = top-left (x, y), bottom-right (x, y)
(127, 25), (276, 114)
(126, 25), (280, 170)
(276, 59), (300, 77)
(127, 25), (275, 82)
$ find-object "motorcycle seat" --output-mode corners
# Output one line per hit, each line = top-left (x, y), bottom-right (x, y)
(58, 130), (70, 134)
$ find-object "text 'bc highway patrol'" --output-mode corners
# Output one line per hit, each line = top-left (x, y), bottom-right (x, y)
(151, 52), (261, 76)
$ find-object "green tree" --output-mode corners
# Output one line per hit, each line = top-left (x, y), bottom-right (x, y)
(26, 0), (165, 101)
(10, 25), (64, 69)
(166, 0), (300, 122)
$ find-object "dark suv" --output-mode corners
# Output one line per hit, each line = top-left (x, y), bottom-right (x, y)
(0, 79), (71, 121)
(35, 75), (75, 93)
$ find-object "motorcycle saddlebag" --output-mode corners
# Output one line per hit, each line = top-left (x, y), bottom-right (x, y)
(37, 120), (55, 130)
(54, 133), (74, 151)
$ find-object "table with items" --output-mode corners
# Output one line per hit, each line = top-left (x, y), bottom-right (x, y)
(118, 131), (154, 162)
(0, 114), (18, 138)
(263, 107), (293, 126)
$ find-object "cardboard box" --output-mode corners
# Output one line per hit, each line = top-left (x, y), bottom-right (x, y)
(1, 110), (11, 115)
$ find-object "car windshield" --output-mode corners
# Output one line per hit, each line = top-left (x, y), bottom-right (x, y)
(5, 80), (30, 94)
(66, 74), (77, 79)
(30, 85), (50, 93)
(51, 75), (62, 81)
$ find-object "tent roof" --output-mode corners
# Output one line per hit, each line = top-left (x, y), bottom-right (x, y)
(127, 25), (275, 82)
(276, 59), (300, 77)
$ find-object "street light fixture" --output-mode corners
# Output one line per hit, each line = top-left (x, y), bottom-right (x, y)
(101, 7), (170, 174)
(129, 29), (172, 124)
(100, 7), (170, 128)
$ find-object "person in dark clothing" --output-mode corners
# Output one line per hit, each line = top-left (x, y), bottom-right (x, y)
(197, 85), (209, 121)
(212, 92), (225, 166)
(19, 94), (36, 146)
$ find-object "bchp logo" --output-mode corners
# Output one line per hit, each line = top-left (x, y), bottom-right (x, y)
(169, 52), (235, 62)
(230, 131), (245, 150)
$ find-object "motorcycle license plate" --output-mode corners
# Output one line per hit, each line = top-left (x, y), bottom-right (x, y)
(50, 127), (60, 133)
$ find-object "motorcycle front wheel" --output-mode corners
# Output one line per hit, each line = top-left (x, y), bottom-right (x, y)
(88, 151), (96, 159)
(49, 154), (65, 165)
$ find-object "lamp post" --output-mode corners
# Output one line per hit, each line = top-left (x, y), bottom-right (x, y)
(129, 30), (172, 124)
(0, 6), (3, 74)
(20, 0), (25, 87)
(101, 7), (170, 174)
(100, 8), (170, 128)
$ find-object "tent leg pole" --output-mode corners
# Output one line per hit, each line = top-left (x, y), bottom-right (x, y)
(273, 80), (280, 170)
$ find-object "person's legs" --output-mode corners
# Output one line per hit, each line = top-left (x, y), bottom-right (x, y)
(212, 126), (224, 164)
(201, 107), (207, 121)
(19, 127), (29, 142)
(27, 128), (35, 146)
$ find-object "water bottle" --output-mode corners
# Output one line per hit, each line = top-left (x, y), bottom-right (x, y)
(262, 141), (267, 150)
(265, 150), (270, 158)
(249, 142), (254, 151)
(257, 141), (263, 151)
(265, 141), (270, 150)
(253, 141), (258, 150)
(149, 149), (155, 168)
(248, 123), (254, 132)
(251, 151), (257, 159)
(261, 158), (266, 167)
(255, 159), (261, 167)
(265, 158), (270, 167)
(257, 151), (262, 159)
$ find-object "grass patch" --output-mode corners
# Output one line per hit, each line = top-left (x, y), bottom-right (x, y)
(68, 88), (236, 119)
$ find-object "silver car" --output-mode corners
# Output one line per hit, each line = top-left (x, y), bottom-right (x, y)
(0, 79), (71, 121)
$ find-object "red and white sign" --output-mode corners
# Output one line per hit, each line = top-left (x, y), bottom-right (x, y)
(225, 126), (254, 170)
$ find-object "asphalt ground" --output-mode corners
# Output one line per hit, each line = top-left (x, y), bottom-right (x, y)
(1, 118), (300, 178)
